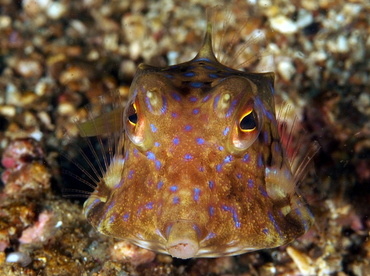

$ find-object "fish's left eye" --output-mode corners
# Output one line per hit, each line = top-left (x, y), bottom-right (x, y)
(128, 103), (138, 125)
(239, 110), (257, 132)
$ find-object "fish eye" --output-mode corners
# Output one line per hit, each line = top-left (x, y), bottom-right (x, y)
(239, 109), (257, 132)
(128, 103), (138, 125)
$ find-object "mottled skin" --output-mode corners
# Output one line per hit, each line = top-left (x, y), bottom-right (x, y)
(79, 24), (314, 258)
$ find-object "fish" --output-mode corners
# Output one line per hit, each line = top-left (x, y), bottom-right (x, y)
(73, 16), (315, 259)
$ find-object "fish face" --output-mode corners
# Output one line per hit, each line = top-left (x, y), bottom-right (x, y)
(80, 23), (314, 259)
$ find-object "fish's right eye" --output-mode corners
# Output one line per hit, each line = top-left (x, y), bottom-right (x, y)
(128, 103), (138, 125)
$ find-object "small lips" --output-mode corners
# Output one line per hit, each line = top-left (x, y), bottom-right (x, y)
(165, 221), (201, 259)
(167, 238), (199, 259)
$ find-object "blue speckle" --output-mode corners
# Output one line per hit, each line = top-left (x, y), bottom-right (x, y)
(170, 185), (178, 192)
(128, 170), (134, 179)
(222, 205), (241, 228)
(194, 57), (210, 62)
(123, 213), (130, 221)
(204, 65), (215, 70)
(161, 96), (167, 114)
(275, 143), (280, 152)
(189, 96), (198, 102)
(218, 146), (224, 151)
(208, 180), (214, 189)
(157, 181), (163, 189)
(257, 154), (263, 167)
(171, 92), (181, 101)
(193, 188), (200, 202)
(205, 232), (216, 240)
(146, 202), (153, 210)
(263, 228), (269, 235)
(199, 167), (204, 172)
(133, 148), (139, 156)
(155, 142), (160, 147)
(224, 155), (233, 163)
(184, 125), (192, 131)
(236, 173), (242, 179)
(173, 197), (180, 204)
(150, 124), (157, 133)
(209, 73), (219, 78)
(268, 211), (283, 237)
(173, 137), (179, 145)
(216, 164), (222, 172)
(259, 186), (268, 197)
(191, 82), (203, 88)
(223, 127), (229, 136)
(145, 96), (153, 112)
(213, 95), (220, 110)
(184, 154), (193, 160)
(295, 208), (309, 231)
(263, 131), (269, 144)
(202, 94), (211, 102)
(192, 108), (200, 115)
(147, 152), (156, 160)
(166, 74), (174, 79)
(171, 112), (178, 118)
(109, 214), (116, 223)
(226, 100), (238, 118)
(196, 138), (204, 145)
(248, 179), (254, 188)
(155, 160), (161, 169)
(242, 154), (250, 162)
(184, 72), (195, 77)
(209, 206), (214, 216)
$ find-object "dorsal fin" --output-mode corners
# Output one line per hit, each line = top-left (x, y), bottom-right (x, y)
(194, 22), (218, 63)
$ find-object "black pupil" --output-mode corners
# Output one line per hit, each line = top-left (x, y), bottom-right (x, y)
(240, 111), (256, 130)
(128, 113), (138, 124)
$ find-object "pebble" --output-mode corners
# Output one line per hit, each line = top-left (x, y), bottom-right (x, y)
(270, 15), (298, 34)
(46, 2), (67, 20)
(6, 252), (32, 267)
(277, 60), (296, 81)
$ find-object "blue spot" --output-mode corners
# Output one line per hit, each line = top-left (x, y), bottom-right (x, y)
(259, 186), (268, 197)
(157, 181), (163, 189)
(170, 186), (178, 192)
(295, 208), (309, 231)
(145, 96), (153, 112)
(189, 96), (198, 102)
(173, 197), (180, 204)
(275, 143), (280, 153)
(184, 72), (195, 77)
(128, 170), (134, 179)
(191, 82), (203, 88)
(213, 94), (220, 110)
(222, 205), (241, 228)
(193, 188), (200, 202)
(147, 152), (156, 160)
(269, 82), (275, 94)
(209, 206), (214, 216)
(248, 179), (254, 188)
(224, 155), (233, 163)
(242, 154), (250, 162)
(196, 138), (204, 145)
(155, 160), (161, 169)
(166, 74), (174, 79)
(237, 173), (242, 179)
(223, 127), (229, 136)
(218, 146), (224, 151)
(202, 94), (211, 102)
(155, 142), (160, 147)
(171, 92), (181, 101)
(150, 124), (157, 133)
(263, 228), (269, 235)
(204, 232), (216, 240)
(263, 131), (269, 144)
(184, 125), (192, 131)
(171, 112), (178, 118)
(265, 110), (275, 121)
(133, 148), (139, 156)
(257, 154), (263, 167)
(194, 57), (210, 62)
(146, 202), (153, 210)
(209, 73), (219, 78)
(226, 100), (238, 118)
(268, 211), (283, 237)
(208, 181), (214, 189)
(216, 164), (222, 172)
(199, 167), (204, 172)
(184, 154), (193, 161)
(173, 137), (179, 145)
(123, 213), (129, 221)
(161, 96), (167, 114)
(109, 213), (116, 224)
(192, 108), (200, 114)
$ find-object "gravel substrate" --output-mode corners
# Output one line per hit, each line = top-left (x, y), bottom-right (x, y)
(0, 0), (369, 275)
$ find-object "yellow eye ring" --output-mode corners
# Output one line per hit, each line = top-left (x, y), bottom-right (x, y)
(128, 102), (138, 126)
(239, 109), (257, 132)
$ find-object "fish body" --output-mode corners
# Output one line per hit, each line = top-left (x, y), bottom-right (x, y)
(79, 23), (314, 259)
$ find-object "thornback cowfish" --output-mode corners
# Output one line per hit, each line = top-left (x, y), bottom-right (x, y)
(71, 15), (315, 259)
